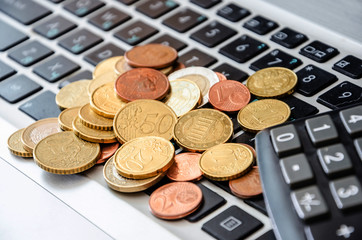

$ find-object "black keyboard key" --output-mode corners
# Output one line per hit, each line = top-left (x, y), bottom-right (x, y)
(19, 90), (61, 120)
(162, 8), (207, 33)
(250, 49), (302, 71)
(243, 15), (278, 35)
(117, 0), (138, 5)
(232, 131), (256, 148)
(244, 197), (268, 215)
(190, 21), (236, 48)
(212, 63), (249, 82)
(84, 43), (125, 66)
(49, 0), (64, 3)
(136, 0), (179, 19)
(8, 41), (54, 66)
(190, 0), (221, 9)
(0, 0), (51, 25)
(33, 55), (80, 83)
(89, 7), (131, 31)
(256, 230), (276, 240)
(150, 34), (187, 51)
(0, 60), (16, 81)
(59, 29), (103, 54)
(63, 0), (105, 17)
(114, 21), (158, 45)
(186, 184), (226, 222)
(0, 75), (42, 103)
(271, 27), (308, 49)
(296, 64), (337, 96)
(0, 20), (28, 51)
(178, 49), (217, 67)
(33, 15), (77, 40)
(217, 3), (250, 22)
(282, 95), (319, 120)
(300, 40), (339, 63)
(58, 70), (92, 89)
(219, 35), (268, 63)
(333, 55), (362, 79)
(317, 81), (362, 109)
(228, 113), (241, 133)
(202, 205), (263, 240)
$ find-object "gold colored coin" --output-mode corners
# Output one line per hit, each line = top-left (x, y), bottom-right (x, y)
(93, 56), (122, 78)
(103, 156), (165, 192)
(90, 82), (127, 118)
(21, 118), (62, 152)
(79, 103), (113, 130)
(114, 136), (175, 179)
(237, 99), (291, 132)
(246, 67), (297, 98)
(56, 80), (90, 109)
(113, 99), (177, 144)
(159, 65), (173, 75)
(114, 56), (133, 75)
(199, 143), (254, 181)
(33, 131), (100, 174)
(7, 129), (33, 157)
(58, 106), (81, 131)
(173, 108), (233, 152)
(163, 79), (201, 117)
(72, 116), (117, 143)
(87, 71), (118, 95)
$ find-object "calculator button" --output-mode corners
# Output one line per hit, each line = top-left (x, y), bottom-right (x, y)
(150, 34), (187, 51)
(114, 21), (158, 45)
(0, 60), (16, 80)
(305, 115), (338, 146)
(88, 7), (131, 31)
(33, 15), (77, 40)
(178, 49), (217, 67)
(296, 64), (337, 96)
(58, 29), (103, 54)
(190, 21), (236, 48)
(339, 105), (362, 136)
(190, 0), (221, 9)
(217, 3), (250, 22)
(8, 41), (54, 66)
(354, 138), (362, 160)
(212, 63), (249, 82)
(84, 43), (125, 66)
(282, 96), (319, 120)
(202, 205), (263, 240)
(317, 81), (362, 110)
(219, 35), (268, 63)
(333, 55), (362, 79)
(63, 0), (105, 17)
(244, 197), (267, 215)
(271, 27), (308, 49)
(58, 70), (92, 89)
(243, 15), (278, 35)
(250, 49), (302, 71)
(300, 40), (339, 63)
(0, 75), (42, 103)
(136, 0), (178, 18)
(291, 186), (328, 220)
(280, 153), (314, 188)
(117, 0), (138, 5)
(0, 20), (28, 51)
(330, 176), (362, 210)
(256, 230), (276, 240)
(317, 143), (352, 177)
(270, 124), (302, 157)
(162, 8), (207, 33)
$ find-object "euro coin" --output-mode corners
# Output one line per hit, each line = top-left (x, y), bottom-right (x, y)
(93, 56), (122, 78)
(79, 103), (113, 130)
(229, 166), (262, 198)
(58, 106), (81, 131)
(7, 128), (33, 158)
(87, 71), (118, 96)
(55, 80), (90, 109)
(167, 152), (203, 182)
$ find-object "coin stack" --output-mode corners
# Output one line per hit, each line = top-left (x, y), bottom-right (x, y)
(8, 43), (298, 220)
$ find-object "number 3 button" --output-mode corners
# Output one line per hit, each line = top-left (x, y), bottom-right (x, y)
(330, 176), (362, 210)
(317, 143), (352, 176)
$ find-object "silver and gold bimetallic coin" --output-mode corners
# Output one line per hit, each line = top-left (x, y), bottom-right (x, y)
(199, 143), (254, 181)
(163, 78), (201, 117)
(93, 56), (123, 78)
(113, 136), (175, 179)
(56, 80), (90, 109)
(173, 108), (233, 152)
(78, 103), (113, 130)
(33, 131), (100, 174)
(103, 156), (165, 193)
(246, 67), (297, 98)
(90, 81), (126, 118)
(7, 129), (33, 157)
(113, 99), (177, 144)
(72, 116), (117, 143)
(58, 106), (81, 131)
(237, 99), (291, 132)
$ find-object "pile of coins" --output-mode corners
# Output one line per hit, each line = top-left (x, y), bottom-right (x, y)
(8, 43), (297, 220)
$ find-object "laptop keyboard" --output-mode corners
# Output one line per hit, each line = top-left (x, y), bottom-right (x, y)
(1, 0), (361, 239)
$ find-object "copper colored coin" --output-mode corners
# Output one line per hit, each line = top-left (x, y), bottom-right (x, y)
(167, 153), (203, 182)
(125, 44), (178, 69)
(115, 68), (170, 102)
(97, 142), (120, 164)
(208, 80), (251, 112)
(149, 182), (202, 220)
(229, 166), (262, 198)
(215, 72), (227, 81)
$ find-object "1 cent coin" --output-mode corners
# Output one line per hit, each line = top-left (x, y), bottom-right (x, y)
(167, 152), (203, 182)
(229, 166), (262, 198)
(97, 142), (120, 164)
